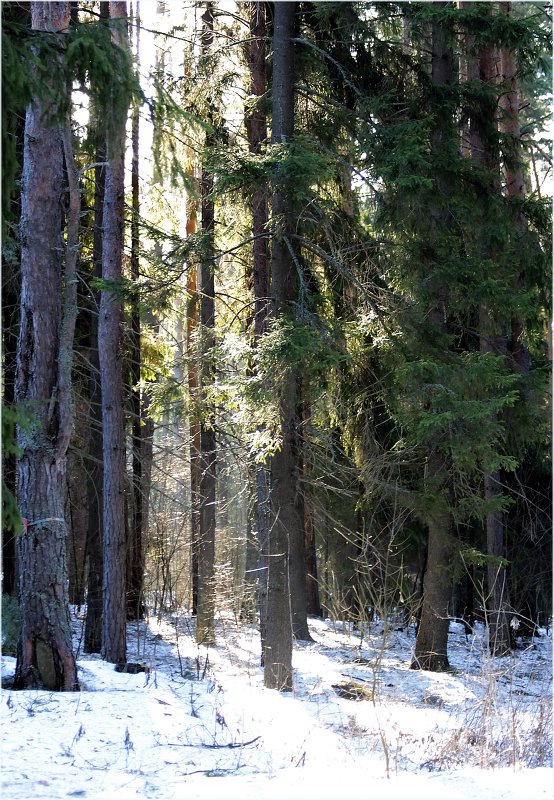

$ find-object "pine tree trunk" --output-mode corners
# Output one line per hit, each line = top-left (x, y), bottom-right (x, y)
(14, 1), (78, 691)
(99, 0), (130, 664)
(301, 405), (322, 618)
(264, 0), (297, 691)
(84, 55), (107, 650)
(244, 0), (270, 662)
(196, 1), (217, 647)
(186, 185), (201, 615)
(127, 0), (146, 620)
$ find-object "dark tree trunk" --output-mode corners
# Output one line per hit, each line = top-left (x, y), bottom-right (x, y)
(127, 0), (146, 621)
(99, 0), (130, 665)
(196, 1), (217, 647)
(66, 433), (88, 607)
(301, 405), (322, 618)
(186, 184), (201, 616)
(83, 41), (107, 649)
(264, 0), (297, 691)
(411, 6), (455, 671)
(14, 1), (79, 691)
(244, 0), (270, 660)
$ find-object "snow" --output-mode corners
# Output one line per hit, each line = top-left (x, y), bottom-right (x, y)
(1, 612), (552, 800)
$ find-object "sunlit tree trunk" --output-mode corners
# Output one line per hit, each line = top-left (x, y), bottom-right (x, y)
(14, 1), (79, 691)
(100, 0), (130, 664)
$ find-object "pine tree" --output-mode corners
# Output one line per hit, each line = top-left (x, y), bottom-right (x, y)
(99, 0), (131, 665)
(14, 1), (79, 691)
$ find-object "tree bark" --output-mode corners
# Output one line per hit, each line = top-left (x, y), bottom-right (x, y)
(99, 0), (130, 664)
(264, 0), (297, 691)
(14, 1), (78, 691)
(84, 11), (108, 648)
(127, 0), (146, 621)
(196, 1), (217, 647)
(244, 0), (270, 660)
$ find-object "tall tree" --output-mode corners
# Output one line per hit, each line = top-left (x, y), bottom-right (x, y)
(466, 5), (513, 657)
(99, 0), (131, 664)
(83, 1), (109, 653)
(243, 0), (271, 655)
(264, 0), (298, 691)
(196, 0), (217, 647)
(14, 1), (79, 691)
(126, 0), (147, 621)
(410, 3), (456, 672)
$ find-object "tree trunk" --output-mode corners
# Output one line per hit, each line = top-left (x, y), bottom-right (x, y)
(244, 0), (270, 660)
(84, 23), (108, 649)
(99, 0), (130, 665)
(411, 501), (452, 671)
(301, 405), (322, 617)
(127, 0), (146, 621)
(196, 1), (217, 647)
(264, 0), (297, 691)
(186, 179), (201, 615)
(14, 1), (78, 691)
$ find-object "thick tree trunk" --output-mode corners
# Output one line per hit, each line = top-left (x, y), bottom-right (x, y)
(14, 1), (78, 691)
(196, 1), (217, 647)
(99, 0), (130, 665)
(264, 0), (297, 691)
(411, 503), (452, 671)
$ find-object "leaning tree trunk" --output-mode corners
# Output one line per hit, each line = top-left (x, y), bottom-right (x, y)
(99, 0), (131, 665)
(196, 0), (217, 647)
(264, 0), (298, 691)
(14, 1), (79, 691)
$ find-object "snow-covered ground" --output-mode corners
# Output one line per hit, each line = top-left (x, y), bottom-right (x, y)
(1, 610), (552, 800)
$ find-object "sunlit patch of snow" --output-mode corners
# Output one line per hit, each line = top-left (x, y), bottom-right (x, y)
(1, 609), (552, 800)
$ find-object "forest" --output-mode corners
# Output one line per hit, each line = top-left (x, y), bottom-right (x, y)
(1, 0), (552, 714)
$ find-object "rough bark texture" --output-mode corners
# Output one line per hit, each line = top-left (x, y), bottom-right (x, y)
(127, 1), (146, 620)
(84, 57), (107, 651)
(14, 1), (78, 691)
(196, 1), (217, 647)
(264, 0), (297, 691)
(99, 0), (130, 665)
(301, 405), (322, 618)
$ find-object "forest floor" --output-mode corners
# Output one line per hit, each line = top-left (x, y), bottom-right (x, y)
(1, 608), (552, 800)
